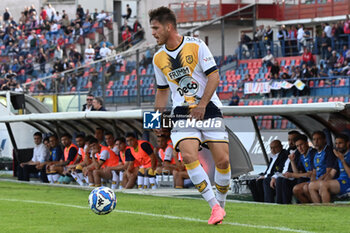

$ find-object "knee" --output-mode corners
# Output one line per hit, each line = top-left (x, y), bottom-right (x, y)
(293, 185), (301, 195)
(308, 182), (317, 191)
(319, 182), (328, 192)
(216, 158), (230, 170)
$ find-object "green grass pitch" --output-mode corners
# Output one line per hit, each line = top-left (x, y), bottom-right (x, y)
(0, 181), (349, 233)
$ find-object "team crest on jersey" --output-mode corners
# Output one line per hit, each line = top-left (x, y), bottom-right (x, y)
(305, 162), (308, 167)
(342, 180), (347, 184)
(186, 55), (193, 64)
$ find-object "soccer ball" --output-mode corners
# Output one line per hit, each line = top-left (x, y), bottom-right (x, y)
(88, 186), (117, 215)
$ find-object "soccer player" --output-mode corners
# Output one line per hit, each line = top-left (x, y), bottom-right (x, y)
(297, 131), (337, 203)
(110, 137), (131, 189)
(283, 134), (316, 204)
(125, 132), (157, 189)
(18, 132), (49, 182)
(69, 134), (87, 185)
(150, 6), (230, 224)
(47, 133), (79, 183)
(311, 134), (350, 203)
(95, 127), (107, 146)
(83, 137), (112, 186)
(42, 135), (64, 183)
(105, 131), (118, 155)
(155, 134), (176, 175)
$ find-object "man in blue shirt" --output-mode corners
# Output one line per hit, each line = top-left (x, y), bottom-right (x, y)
(310, 134), (350, 203)
(284, 134), (317, 203)
(307, 131), (337, 203)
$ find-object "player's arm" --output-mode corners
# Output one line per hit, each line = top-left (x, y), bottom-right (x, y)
(125, 148), (136, 172)
(154, 88), (170, 113)
(141, 142), (157, 171)
(334, 149), (350, 178)
(310, 169), (316, 181)
(153, 57), (170, 113)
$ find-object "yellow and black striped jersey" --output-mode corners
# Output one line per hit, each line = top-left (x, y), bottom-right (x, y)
(153, 36), (222, 109)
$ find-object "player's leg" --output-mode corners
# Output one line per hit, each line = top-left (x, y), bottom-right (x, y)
(293, 182), (309, 203)
(50, 165), (63, 183)
(319, 180), (341, 203)
(125, 167), (138, 189)
(111, 170), (119, 189)
(137, 167), (145, 189)
(309, 181), (322, 203)
(203, 126), (230, 209)
(118, 171), (124, 189)
(147, 169), (156, 189)
(97, 168), (113, 187)
(178, 139), (224, 225)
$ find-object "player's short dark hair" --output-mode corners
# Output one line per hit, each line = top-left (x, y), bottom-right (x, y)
(312, 131), (326, 139)
(105, 131), (114, 137)
(43, 137), (49, 143)
(335, 134), (349, 143)
(33, 132), (42, 138)
(125, 132), (137, 139)
(49, 134), (58, 140)
(116, 137), (126, 144)
(157, 134), (167, 139)
(61, 133), (72, 139)
(89, 137), (99, 144)
(294, 134), (308, 143)
(149, 6), (177, 28)
(95, 127), (104, 132)
(288, 130), (300, 136)
(75, 133), (85, 140)
(85, 135), (94, 143)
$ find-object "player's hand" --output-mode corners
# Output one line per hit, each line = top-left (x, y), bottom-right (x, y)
(36, 164), (43, 170)
(257, 175), (265, 180)
(153, 128), (162, 136)
(190, 105), (205, 120)
(283, 172), (293, 178)
(333, 149), (344, 160)
(20, 163), (25, 168)
(270, 177), (276, 189)
(288, 153), (295, 161)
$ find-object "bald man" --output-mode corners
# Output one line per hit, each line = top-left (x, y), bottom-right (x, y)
(248, 140), (289, 203)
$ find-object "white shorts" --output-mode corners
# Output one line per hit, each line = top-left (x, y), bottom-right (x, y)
(170, 117), (228, 151)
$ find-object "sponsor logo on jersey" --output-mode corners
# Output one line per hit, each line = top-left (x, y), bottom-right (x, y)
(168, 67), (191, 80)
(177, 76), (199, 97)
(203, 56), (214, 62)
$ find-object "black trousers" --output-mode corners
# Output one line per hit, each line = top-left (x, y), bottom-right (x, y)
(276, 177), (298, 204)
(17, 164), (48, 183)
(248, 178), (265, 202)
(263, 177), (275, 203)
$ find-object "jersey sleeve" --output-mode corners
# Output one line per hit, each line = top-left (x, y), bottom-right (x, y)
(163, 146), (173, 162)
(153, 56), (169, 90)
(67, 147), (78, 162)
(99, 150), (110, 161)
(57, 146), (64, 161)
(198, 40), (218, 77)
(141, 142), (154, 155)
(125, 148), (135, 162)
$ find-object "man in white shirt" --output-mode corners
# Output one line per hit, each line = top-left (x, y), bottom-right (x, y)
(297, 24), (305, 52)
(84, 44), (95, 63)
(17, 132), (50, 182)
(100, 43), (111, 59)
(323, 23), (332, 38)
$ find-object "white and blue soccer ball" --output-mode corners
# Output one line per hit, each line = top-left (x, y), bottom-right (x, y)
(88, 186), (117, 215)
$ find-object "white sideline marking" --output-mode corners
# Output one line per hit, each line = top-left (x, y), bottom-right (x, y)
(0, 198), (314, 233)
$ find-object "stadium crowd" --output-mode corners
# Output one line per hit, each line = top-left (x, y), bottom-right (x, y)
(0, 3), (145, 92)
(17, 127), (191, 190)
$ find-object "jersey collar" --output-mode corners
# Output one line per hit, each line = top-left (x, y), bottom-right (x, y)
(165, 36), (184, 52)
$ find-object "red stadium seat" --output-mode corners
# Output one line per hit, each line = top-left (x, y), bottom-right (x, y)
(297, 98), (303, 104)
(287, 99), (293, 105)
(317, 98), (324, 103)
(328, 97), (334, 102)
(339, 96), (344, 102)
(307, 97), (313, 103)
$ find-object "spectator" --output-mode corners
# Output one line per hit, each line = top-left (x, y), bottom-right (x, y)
(270, 60), (280, 79)
(37, 48), (47, 73)
(240, 31), (252, 52)
(100, 43), (111, 59)
(122, 4), (132, 20)
(228, 91), (240, 106)
(96, 10), (107, 22)
(3, 7), (11, 22)
(82, 94), (95, 111)
(277, 25), (288, 56)
(301, 48), (315, 67)
(248, 140), (289, 203)
(84, 44), (95, 63)
(99, 37), (112, 48)
(320, 32), (331, 59)
(288, 25), (298, 56)
(132, 19), (144, 43)
(53, 45), (63, 60)
(76, 4), (84, 19)
(122, 27), (132, 49)
(17, 132), (49, 182)
(263, 25), (273, 48)
(262, 49), (274, 67)
(327, 50), (338, 70)
(92, 96), (106, 111)
(322, 22), (332, 38)
(297, 24), (304, 53)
